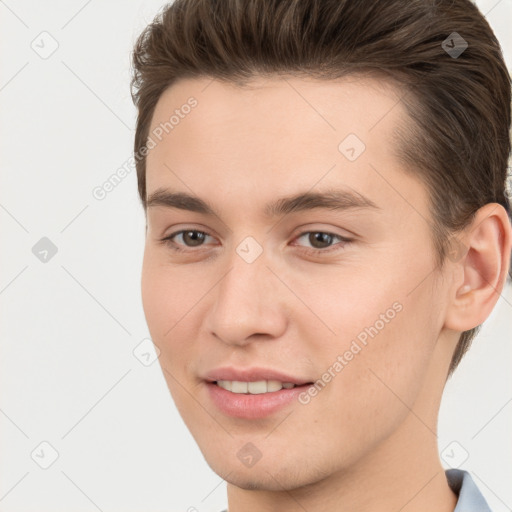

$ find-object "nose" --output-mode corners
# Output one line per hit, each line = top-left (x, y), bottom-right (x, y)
(204, 246), (288, 347)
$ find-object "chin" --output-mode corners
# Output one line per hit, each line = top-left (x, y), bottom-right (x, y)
(204, 452), (324, 492)
(224, 471), (292, 492)
(226, 477), (270, 491)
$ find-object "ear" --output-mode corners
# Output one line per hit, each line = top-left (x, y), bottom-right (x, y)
(443, 203), (512, 332)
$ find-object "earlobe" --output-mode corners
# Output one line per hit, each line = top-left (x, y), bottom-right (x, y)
(444, 203), (512, 332)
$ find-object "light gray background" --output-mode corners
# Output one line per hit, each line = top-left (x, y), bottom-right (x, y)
(1, 1), (511, 511)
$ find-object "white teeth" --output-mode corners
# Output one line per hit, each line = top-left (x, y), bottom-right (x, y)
(267, 380), (283, 392)
(215, 380), (297, 394)
(217, 380), (232, 391)
(247, 381), (267, 394)
(231, 381), (248, 393)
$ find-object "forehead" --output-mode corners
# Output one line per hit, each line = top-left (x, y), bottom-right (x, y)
(145, 75), (422, 220)
(148, 74), (405, 147)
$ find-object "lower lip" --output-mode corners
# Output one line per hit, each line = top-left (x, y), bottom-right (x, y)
(205, 381), (312, 419)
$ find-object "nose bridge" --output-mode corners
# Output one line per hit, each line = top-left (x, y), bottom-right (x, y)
(206, 237), (285, 345)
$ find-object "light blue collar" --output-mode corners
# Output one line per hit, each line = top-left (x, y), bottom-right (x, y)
(446, 469), (492, 511)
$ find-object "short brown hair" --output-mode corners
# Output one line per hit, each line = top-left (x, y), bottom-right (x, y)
(130, 0), (512, 376)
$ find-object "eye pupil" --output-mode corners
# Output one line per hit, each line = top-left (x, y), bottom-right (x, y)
(310, 232), (333, 249)
(184, 230), (205, 246)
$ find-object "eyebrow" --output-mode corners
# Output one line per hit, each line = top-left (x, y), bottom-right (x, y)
(146, 187), (380, 218)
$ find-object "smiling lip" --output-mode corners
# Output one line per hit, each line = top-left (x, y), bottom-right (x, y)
(205, 381), (312, 419)
(202, 366), (314, 419)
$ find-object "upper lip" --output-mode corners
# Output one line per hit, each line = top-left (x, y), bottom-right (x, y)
(203, 367), (313, 385)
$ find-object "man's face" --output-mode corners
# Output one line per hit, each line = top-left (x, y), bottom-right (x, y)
(141, 76), (455, 490)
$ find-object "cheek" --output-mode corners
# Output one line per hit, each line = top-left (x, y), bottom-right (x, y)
(141, 251), (203, 392)
(141, 247), (195, 336)
(141, 252), (186, 364)
(312, 268), (440, 427)
(141, 262), (169, 340)
(305, 312), (434, 468)
(141, 264), (191, 412)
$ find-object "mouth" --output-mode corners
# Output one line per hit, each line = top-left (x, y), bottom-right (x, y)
(205, 380), (315, 419)
(210, 379), (314, 394)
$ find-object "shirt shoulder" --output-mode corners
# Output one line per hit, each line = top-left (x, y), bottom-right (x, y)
(446, 469), (493, 511)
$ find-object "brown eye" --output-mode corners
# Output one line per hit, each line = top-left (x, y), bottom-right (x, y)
(179, 230), (207, 247)
(308, 232), (335, 249)
(293, 231), (352, 254)
(161, 229), (214, 251)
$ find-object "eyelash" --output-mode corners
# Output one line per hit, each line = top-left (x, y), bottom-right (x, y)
(159, 229), (352, 255)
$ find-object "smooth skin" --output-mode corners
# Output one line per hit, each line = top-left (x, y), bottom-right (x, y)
(141, 75), (511, 512)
